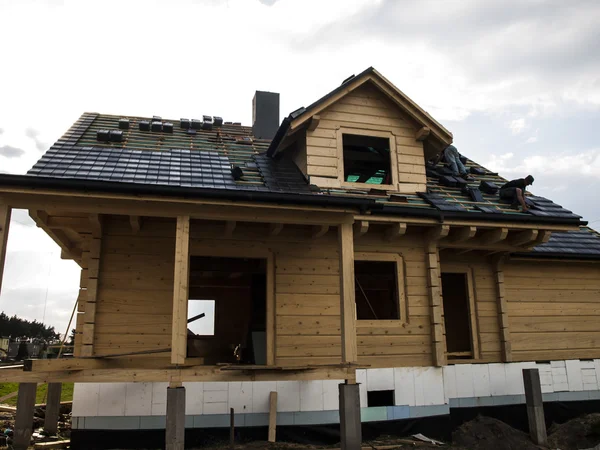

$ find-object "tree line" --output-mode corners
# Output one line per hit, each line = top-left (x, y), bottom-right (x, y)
(0, 312), (59, 340)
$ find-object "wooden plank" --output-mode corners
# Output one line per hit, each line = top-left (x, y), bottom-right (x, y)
(0, 204), (11, 295)
(268, 391), (277, 443)
(338, 222), (357, 364)
(33, 440), (71, 449)
(171, 216), (190, 365)
(493, 255), (512, 362)
(415, 126), (430, 141)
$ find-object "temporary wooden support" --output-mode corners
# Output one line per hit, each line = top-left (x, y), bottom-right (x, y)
(269, 223), (283, 236)
(14, 382), (37, 450)
(44, 383), (62, 435)
(166, 385), (186, 450)
(312, 224), (329, 239)
(307, 115), (320, 131)
(523, 369), (547, 446)
(268, 391), (277, 442)
(338, 222), (358, 364)
(385, 222), (407, 241)
(129, 215), (141, 233)
(493, 254), (512, 362)
(0, 203), (11, 295)
(353, 220), (369, 238)
(426, 240), (445, 366)
(172, 216), (190, 365)
(81, 214), (103, 357)
(339, 382), (362, 450)
(415, 126), (430, 141)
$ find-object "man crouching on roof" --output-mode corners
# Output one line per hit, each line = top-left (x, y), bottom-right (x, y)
(431, 145), (473, 180)
(499, 175), (534, 212)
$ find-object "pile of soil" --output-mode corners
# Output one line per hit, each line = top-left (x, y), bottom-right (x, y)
(548, 413), (600, 450)
(451, 415), (542, 450)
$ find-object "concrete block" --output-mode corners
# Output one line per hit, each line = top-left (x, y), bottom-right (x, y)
(98, 383), (127, 416)
(566, 360), (583, 391)
(204, 382), (229, 391)
(323, 380), (342, 411)
(356, 369), (367, 407)
(580, 360), (596, 370)
(409, 404), (449, 418)
(294, 410), (339, 425)
(71, 417), (78, 430)
(455, 364), (475, 398)
(587, 390), (600, 400)
(252, 381), (277, 413)
(203, 402), (228, 415)
(300, 380), (324, 412)
(558, 391), (589, 402)
(394, 367), (415, 406)
(551, 360), (566, 368)
(449, 398), (460, 408)
(151, 382), (168, 416)
(125, 383), (152, 416)
(388, 405), (410, 420)
(72, 383), (100, 416)
(443, 365), (457, 402)
(194, 414), (230, 428)
(140, 415), (166, 429)
(84, 416), (141, 430)
(542, 393), (560, 402)
(184, 382), (203, 415)
(276, 412), (295, 426)
(245, 413), (269, 427)
(413, 367), (425, 406)
(594, 360), (600, 389)
(276, 381), (300, 412)
(489, 363), (507, 397)
(493, 394), (525, 406)
(472, 365), (491, 398)
(422, 367), (445, 406)
(360, 406), (387, 422)
(204, 390), (228, 403)
(457, 397), (476, 408)
(474, 396), (495, 407)
(228, 381), (253, 414)
(366, 368), (394, 391)
(504, 363), (525, 395)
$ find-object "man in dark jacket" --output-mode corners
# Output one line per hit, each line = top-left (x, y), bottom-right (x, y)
(499, 175), (534, 212)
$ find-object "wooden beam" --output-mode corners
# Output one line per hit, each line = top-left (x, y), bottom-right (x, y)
(416, 126), (430, 141)
(312, 224), (329, 239)
(129, 215), (141, 234)
(269, 223), (283, 236)
(0, 204), (11, 295)
(426, 241), (445, 366)
(480, 227), (509, 245)
(492, 254), (512, 362)
(426, 224), (450, 241)
(307, 115), (320, 132)
(530, 230), (551, 246)
(385, 222), (407, 241)
(510, 229), (538, 247)
(353, 220), (369, 238)
(452, 226), (477, 243)
(14, 383), (37, 449)
(224, 220), (236, 237)
(81, 218), (102, 358)
(172, 216), (190, 365)
(268, 391), (277, 442)
(89, 213), (102, 235)
(338, 222), (357, 364)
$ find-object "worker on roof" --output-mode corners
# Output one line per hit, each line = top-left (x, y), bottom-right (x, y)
(431, 145), (473, 180)
(499, 175), (535, 212)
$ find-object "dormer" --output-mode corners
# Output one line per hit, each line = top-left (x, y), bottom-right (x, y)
(267, 68), (453, 194)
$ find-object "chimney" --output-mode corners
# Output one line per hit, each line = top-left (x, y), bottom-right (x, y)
(252, 91), (280, 140)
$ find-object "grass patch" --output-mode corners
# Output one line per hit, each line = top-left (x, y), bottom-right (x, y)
(0, 383), (74, 406)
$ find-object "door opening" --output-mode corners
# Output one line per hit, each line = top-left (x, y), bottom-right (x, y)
(441, 272), (473, 359)
(187, 256), (267, 365)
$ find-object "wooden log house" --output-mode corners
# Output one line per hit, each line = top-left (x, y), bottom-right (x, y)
(1, 67), (600, 449)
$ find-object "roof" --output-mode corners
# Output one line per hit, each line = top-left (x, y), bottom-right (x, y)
(516, 227), (600, 260)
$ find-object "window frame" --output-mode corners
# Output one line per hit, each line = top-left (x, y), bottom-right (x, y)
(440, 265), (480, 360)
(353, 252), (406, 325)
(336, 128), (398, 190)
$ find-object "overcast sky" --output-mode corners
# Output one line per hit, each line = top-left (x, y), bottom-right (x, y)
(1, 0), (599, 335)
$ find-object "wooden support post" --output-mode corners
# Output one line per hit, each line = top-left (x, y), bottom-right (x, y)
(268, 391), (277, 443)
(426, 240), (446, 366)
(493, 254), (512, 362)
(0, 204), (11, 295)
(166, 385), (186, 450)
(230, 408), (235, 449)
(172, 216), (190, 365)
(339, 382), (362, 450)
(523, 369), (547, 446)
(338, 222), (357, 364)
(44, 383), (62, 435)
(14, 382), (37, 450)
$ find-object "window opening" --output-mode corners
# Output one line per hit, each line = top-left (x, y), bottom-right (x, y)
(367, 390), (395, 407)
(441, 272), (473, 358)
(342, 134), (391, 185)
(187, 256), (266, 365)
(354, 260), (399, 320)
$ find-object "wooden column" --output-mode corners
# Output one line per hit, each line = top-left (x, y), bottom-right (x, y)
(339, 382), (362, 450)
(338, 222), (357, 364)
(426, 240), (446, 366)
(171, 216), (190, 365)
(268, 391), (277, 442)
(14, 382), (37, 450)
(523, 369), (547, 446)
(81, 215), (102, 357)
(493, 254), (512, 362)
(44, 383), (62, 435)
(0, 204), (11, 295)
(166, 386), (186, 450)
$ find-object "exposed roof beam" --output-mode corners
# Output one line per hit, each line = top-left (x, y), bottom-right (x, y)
(427, 224), (450, 241)
(451, 226), (477, 243)
(129, 216), (141, 234)
(353, 220), (369, 238)
(416, 126), (430, 142)
(480, 227), (509, 245)
(307, 115), (320, 131)
(224, 221), (236, 237)
(269, 223), (283, 236)
(509, 229), (538, 247)
(385, 223), (407, 241)
(312, 225), (329, 239)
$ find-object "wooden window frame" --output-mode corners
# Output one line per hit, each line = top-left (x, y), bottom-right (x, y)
(336, 128), (398, 191)
(440, 265), (480, 360)
(187, 246), (275, 366)
(354, 252), (406, 326)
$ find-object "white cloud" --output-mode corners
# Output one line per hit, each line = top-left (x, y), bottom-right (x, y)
(509, 118), (527, 134)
